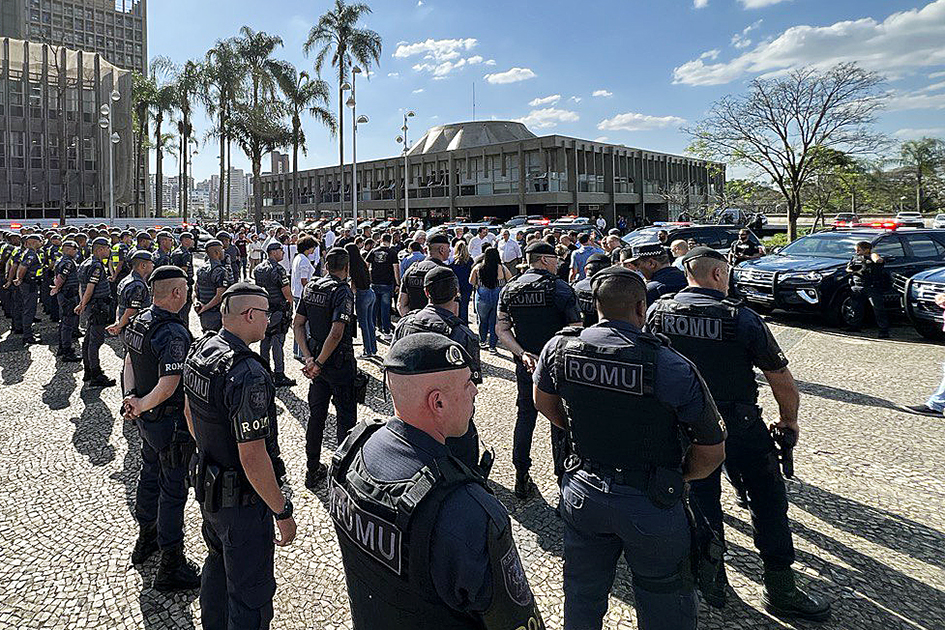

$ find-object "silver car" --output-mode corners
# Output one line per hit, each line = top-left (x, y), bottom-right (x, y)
(896, 211), (925, 228)
(933, 214), (945, 229)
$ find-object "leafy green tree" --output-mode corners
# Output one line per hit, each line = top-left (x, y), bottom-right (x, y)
(899, 138), (945, 214)
(203, 39), (245, 223)
(149, 57), (179, 218)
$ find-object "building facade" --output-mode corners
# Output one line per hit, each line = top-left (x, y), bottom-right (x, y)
(258, 121), (725, 226)
(0, 36), (133, 220)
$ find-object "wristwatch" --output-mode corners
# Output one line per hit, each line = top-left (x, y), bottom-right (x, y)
(275, 498), (293, 521)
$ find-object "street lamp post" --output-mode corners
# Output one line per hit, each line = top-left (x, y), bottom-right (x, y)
(344, 66), (369, 235)
(98, 89), (120, 224)
(396, 110), (415, 224)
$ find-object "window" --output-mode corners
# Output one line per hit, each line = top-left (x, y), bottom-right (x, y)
(30, 132), (44, 169)
(81, 88), (94, 123)
(83, 137), (95, 171)
(29, 82), (42, 117)
(48, 135), (60, 171)
(903, 234), (945, 260)
(0, 86), (4, 116)
(47, 87), (59, 119)
(9, 79), (23, 116)
(873, 236), (905, 259)
(0, 135), (6, 168)
(67, 136), (78, 170)
(10, 131), (25, 168)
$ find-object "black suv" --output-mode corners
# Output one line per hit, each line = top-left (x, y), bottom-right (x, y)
(622, 224), (762, 254)
(897, 265), (945, 339)
(733, 228), (945, 327)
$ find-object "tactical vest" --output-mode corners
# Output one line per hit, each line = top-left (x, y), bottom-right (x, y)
(504, 271), (568, 354)
(184, 332), (281, 474)
(170, 247), (194, 282)
(22, 249), (43, 283)
(330, 420), (544, 630)
(126, 307), (190, 412)
(118, 273), (150, 310)
(78, 257), (111, 300)
(253, 260), (288, 308)
(153, 248), (172, 268)
(553, 329), (682, 472)
(303, 275), (353, 356)
(395, 307), (482, 383)
(402, 258), (445, 311)
(196, 261), (223, 311)
(56, 257), (80, 299)
(649, 295), (755, 404)
(110, 243), (125, 277)
(572, 278), (598, 327)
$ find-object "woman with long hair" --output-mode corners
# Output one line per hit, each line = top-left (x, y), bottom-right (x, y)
(345, 242), (377, 358)
(470, 245), (511, 353)
(449, 240), (474, 324)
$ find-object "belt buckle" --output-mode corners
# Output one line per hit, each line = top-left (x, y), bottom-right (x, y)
(581, 471), (609, 494)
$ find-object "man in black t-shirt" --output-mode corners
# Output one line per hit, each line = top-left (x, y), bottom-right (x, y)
(365, 232), (399, 340)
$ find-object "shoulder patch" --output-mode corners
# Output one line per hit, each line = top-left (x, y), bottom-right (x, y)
(501, 544), (532, 607)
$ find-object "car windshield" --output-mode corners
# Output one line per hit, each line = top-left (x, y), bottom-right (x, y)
(936, 214), (945, 220)
(622, 227), (667, 245)
(779, 233), (867, 259)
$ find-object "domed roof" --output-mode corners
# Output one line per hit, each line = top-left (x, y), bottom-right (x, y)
(407, 121), (537, 156)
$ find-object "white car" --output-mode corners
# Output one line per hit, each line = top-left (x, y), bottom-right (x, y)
(933, 214), (945, 229)
(896, 211), (925, 228)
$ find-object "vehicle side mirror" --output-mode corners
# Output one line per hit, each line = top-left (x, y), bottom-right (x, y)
(772, 246), (783, 254)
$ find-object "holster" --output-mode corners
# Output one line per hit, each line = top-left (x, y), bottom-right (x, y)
(684, 491), (726, 608)
(194, 459), (248, 513)
(89, 299), (113, 325)
(646, 467), (685, 509)
(354, 368), (369, 404)
(717, 402), (761, 432)
(159, 428), (196, 471)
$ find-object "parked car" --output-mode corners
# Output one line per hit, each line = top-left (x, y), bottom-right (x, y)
(898, 266), (945, 340)
(504, 214), (546, 229)
(833, 212), (860, 226)
(895, 211), (925, 228)
(622, 224), (762, 256)
(733, 227), (945, 328)
(932, 214), (945, 229)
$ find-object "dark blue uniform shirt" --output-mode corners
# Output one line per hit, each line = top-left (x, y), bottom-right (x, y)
(149, 306), (191, 379)
(118, 271), (151, 311)
(646, 265), (687, 305)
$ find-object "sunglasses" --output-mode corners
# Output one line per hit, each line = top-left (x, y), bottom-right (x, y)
(241, 307), (273, 321)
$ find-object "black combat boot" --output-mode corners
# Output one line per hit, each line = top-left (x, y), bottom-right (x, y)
(305, 463), (328, 490)
(61, 349), (82, 363)
(273, 373), (296, 388)
(153, 544), (201, 592)
(131, 524), (159, 564)
(761, 567), (831, 621)
(702, 562), (728, 608)
(514, 469), (536, 500)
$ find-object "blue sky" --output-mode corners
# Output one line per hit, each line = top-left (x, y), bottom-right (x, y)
(147, 0), (945, 181)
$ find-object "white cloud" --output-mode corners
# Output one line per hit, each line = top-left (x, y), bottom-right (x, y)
(514, 107), (580, 129)
(597, 112), (687, 131)
(673, 0), (945, 86)
(700, 49), (720, 61)
(595, 136), (610, 142)
(740, 0), (790, 7)
(484, 67), (536, 84)
(694, 0), (709, 8)
(894, 127), (945, 139)
(886, 85), (945, 111)
(569, 96), (583, 104)
(529, 94), (561, 107)
(931, 71), (945, 79)
(417, 0), (423, 5)
(485, 59), (497, 66)
(412, 88), (425, 94)
(592, 89), (613, 98)
(731, 19), (763, 49)
(467, 56), (483, 65)
(394, 38), (483, 78)
(387, 72), (399, 78)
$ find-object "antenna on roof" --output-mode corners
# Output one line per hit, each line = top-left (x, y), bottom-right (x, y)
(472, 82), (476, 121)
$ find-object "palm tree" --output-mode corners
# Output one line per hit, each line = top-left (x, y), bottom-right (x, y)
(149, 57), (178, 217)
(154, 131), (178, 213)
(131, 71), (155, 217)
(303, 0), (382, 166)
(274, 62), (336, 225)
(173, 60), (203, 223)
(203, 39), (244, 223)
(900, 138), (945, 214)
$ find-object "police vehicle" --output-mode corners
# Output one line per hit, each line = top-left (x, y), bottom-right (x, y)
(733, 226), (945, 328)
(622, 223), (762, 254)
(898, 265), (945, 340)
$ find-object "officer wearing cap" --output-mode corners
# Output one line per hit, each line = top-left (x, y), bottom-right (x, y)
(496, 240), (582, 499)
(41, 232), (61, 323)
(184, 282), (294, 630)
(398, 232), (451, 315)
(136, 231), (154, 253)
(0, 231), (15, 319)
(109, 250), (154, 337)
(50, 240), (82, 361)
(645, 247), (829, 620)
(253, 241), (295, 388)
(571, 252), (611, 328)
(218, 231), (241, 282)
(76, 237), (116, 387)
(154, 231), (174, 268)
(121, 265), (201, 590)
(110, 230), (133, 283)
(533, 265), (726, 630)
(293, 247), (357, 489)
(330, 333), (546, 630)
(393, 265), (489, 475)
(624, 243), (687, 305)
(195, 239), (232, 332)
(74, 232), (90, 264)
(9, 234), (44, 343)
(170, 232), (196, 326)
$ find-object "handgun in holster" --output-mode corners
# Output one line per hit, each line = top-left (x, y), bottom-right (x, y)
(203, 463), (222, 512)
(684, 492), (726, 608)
(220, 471), (240, 509)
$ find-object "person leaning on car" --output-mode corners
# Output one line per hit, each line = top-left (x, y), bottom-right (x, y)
(845, 240), (889, 339)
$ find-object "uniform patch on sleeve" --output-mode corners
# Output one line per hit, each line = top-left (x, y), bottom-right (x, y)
(501, 545), (533, 606)
(233, 379), (272, 442)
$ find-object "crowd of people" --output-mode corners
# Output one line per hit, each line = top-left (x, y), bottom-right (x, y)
(0, 215), (840, 630)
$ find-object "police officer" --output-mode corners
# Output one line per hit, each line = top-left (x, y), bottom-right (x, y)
(50, 240), (82, 361)
(292, 247), (357, 489)
(533, 265), (727, 630)
(184, 282), (295, 630)
(170, 232), (196, 326)
(253, 241), (295, 387)
(846, 240), (889, 339)
(571, 253), (611, 328)
(110, 230), (133, 283)
(42, 232), (61, 323)
(195, 239), (231, 333)
(624, 243), (687, 305)
(496, 240), (582, 498)
(397, 232), (450, 315)
(135, 231), (154, 254)
(394, 266), (488, 474)
(76, 237), (116, 387)
(12, 234), (44, 344)
(330, 333), (546, 630)
(218, 231), (241, 282)
(0, 231), (14, 319)
(646, 247), (830, 620)
(121, 265), (201, 590)
(74, 232), (90, 264)
(153, 231), (175, 268)
(109, 250), (154, 337)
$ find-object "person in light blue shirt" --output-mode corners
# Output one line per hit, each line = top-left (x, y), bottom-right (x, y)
(569, 233), (605, 282)
(399, 240), (425, 276)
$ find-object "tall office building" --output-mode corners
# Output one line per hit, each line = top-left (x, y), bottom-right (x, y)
(271, 150), (288, 175)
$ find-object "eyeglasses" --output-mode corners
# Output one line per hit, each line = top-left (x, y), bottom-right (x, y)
(241, 307), (272, 321)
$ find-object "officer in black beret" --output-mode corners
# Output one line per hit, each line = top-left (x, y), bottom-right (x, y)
(195, 239), (232, 332)
(330, 332), (546, 630)
(50, 240), (82, 361)
(624, 242), (687, 305)
(121, 265), (201, 590)
(109, 250), (154, 337)
(153, 231), (175, 268)
(645, 247), (829, 619)
(76, 237), (116, 387)
(293, 246), (357, 489)
(217, 231), (241, 282)
(0, 231), (16, 320)
(397, 232), (451, 315)
(533, 265), (727, 630)
(253, 241), (295, 387)
(571, 252), (611, 328)
(170, 232), (196, 327)
(11, 234), (45, 344)
(393, 265), (491, 475)
(136, 230), (154, 253)
(496, 240), (582, 498)
(109, 230), (133, 289)
(184, 282), (294, 630)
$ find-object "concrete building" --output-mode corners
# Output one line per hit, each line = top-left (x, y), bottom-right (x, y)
(271, 150), (288, 175)
(258, 121), (725, 226)
(0, 36), (133, 220)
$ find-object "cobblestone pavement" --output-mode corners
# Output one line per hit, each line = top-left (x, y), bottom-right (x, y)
(1, 306), (944, 630)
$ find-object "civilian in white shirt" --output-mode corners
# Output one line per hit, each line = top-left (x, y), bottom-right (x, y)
(291, 235), (318, 359)
(248, 233), (265, 271)
(468, 226), (496, 259)
(498, 229), (522, 276)
(324, 228), (337, 249)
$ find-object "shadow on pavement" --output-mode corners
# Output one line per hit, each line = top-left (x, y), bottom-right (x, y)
(135, 567), (198, 630)
(42, 358), (80, 410)
(791, 380), (900, 411)
(70, 387), (117, 466)
(110, 409), (142, 514)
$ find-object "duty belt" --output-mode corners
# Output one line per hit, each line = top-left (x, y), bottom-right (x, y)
(565, 455), (650, 490)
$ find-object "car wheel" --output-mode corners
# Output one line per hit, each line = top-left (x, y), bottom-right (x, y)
(914, 320), (945, 341)
(831, 290), (864, 329)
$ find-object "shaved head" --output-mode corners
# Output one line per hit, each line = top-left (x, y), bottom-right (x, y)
(221, 293), (267, 319)
(152, 276), (186, 302)
(684, 256), (726, 282)
(387, 368), (477, 442)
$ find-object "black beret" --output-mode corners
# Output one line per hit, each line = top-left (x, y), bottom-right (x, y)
(325, 246), (348, 260)
(25, 233), (43, 242)
(525, 241), (555, 256)
(424, 266), (459, 303)
(75, 233), (88, 240)
(266, 241), (283, 253)
(384, 332), (473, 376)
(428, 233), (450, 246)
(590, 265), (646, 290)
(179, 232), (194, 240)
(216, 231), (232, 240)
(221, 281), (269, 302)
(157, 231), (173, 240)
(136, 231), (151, 241)
(680, 246), (726, 266)
(129, 249), (153, 263)
(119, 230), (131, 238)
(204, 239), (223, 250)
(149, 265), (187, 284)
(91, 237), (110, 247)
(626, 243), (665, 262)
(62, 240), (78, 249)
